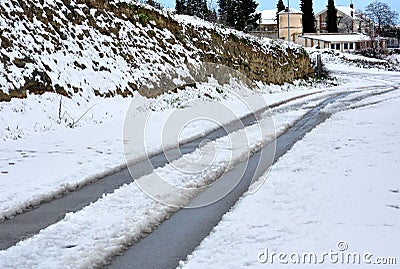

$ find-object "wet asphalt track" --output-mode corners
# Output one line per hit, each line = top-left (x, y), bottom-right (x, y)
(106, 93), (353, 268)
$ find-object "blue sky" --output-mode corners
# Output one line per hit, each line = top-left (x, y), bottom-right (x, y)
(159, 0), (400, 17)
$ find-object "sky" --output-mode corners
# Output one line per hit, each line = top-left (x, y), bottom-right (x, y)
(159, 0), (400, 16)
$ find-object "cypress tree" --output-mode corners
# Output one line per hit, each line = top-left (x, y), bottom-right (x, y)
(276, 0), (285, 28)
(220, 0), (237, 28)
(326, 0), (338, 33)
(225, 0), (236, 27)
(218, 0), (259, 31)
(200, 0), (210, 19)
(300, 0), (316, 33)
(175, 0), (185, 14)
(233, 1), (245, 30)
(240, 0), (260, 31)
(186, 0), (195, 16)
(218, 0), (228, 22)
(208, 9), (218, 22)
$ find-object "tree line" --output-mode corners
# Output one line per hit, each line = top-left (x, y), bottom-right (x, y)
(174, 0), (399, 37)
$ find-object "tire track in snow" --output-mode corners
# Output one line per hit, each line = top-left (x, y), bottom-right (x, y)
(0, 91), (325, 251)
(108, 82), (400, 269)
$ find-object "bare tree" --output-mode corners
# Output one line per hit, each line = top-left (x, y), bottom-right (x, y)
(365, 0), (398, 35)
(355, 9), (374, 34)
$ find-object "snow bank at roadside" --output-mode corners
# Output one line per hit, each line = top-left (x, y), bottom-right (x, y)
(0, 78), (246, 142)
(307, 48), (400, 72)
(0, 80), (247, 220)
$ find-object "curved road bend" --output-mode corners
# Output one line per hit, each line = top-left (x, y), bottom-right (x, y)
(106, 92), (357, 268)
(0, 92), (321, 250)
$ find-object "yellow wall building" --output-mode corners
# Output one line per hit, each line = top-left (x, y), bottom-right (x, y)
(278, 8), (303, 42)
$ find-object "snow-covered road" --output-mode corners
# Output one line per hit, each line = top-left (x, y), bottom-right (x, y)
(0, 94), (319, 268)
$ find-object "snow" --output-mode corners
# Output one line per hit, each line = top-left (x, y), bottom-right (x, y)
(0, 0), (312, 125)
(180, 89), (400, 269)
(2, 67), (399, 267)
(278, 8), (303, 14)
(259, 9), (277, 25)
(385, 53), (400, 67)
(2, 0), (279, 99)
(307, 48), (400, 73)
(336, 5), (355, 18)
(1, 2), (400, 266)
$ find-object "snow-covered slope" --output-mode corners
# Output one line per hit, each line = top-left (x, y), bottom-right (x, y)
(0, 0), (194, 100)
(0, 0), (313, 102)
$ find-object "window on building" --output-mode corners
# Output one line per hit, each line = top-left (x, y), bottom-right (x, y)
(331, 43), (335, 49)
(344, 43), (348, 49)
(336, 43), (340, 50)
(349, 43), (354, 49)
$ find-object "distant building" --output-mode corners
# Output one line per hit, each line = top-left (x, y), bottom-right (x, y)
(298, 33), (387, 52)
(315, 2), (370, 34)
(254, 1), (388, 52)
(278, 8), (303, 42)
(255, 8), (303, 41)
(259, 9), (278, 32)
(253, 9), (279, 39)
(386, 25), (400, 48)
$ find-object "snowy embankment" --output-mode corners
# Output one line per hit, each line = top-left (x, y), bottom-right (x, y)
(0, 0), (312, 103)
(180, 91), (400, 268)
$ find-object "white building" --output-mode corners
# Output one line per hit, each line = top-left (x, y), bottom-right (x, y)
(259, 9), (278, 32)
(297, 33), (387, 52)
(315, 3), (370, 34)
